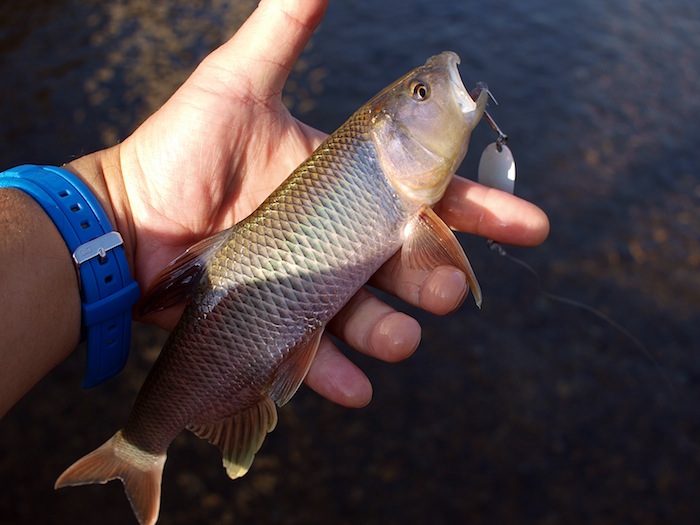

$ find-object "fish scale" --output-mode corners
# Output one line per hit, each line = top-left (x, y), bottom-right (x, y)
(55, 51), (488, 525)
(122, 112), (410, 445)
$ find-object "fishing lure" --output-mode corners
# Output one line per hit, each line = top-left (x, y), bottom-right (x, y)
(473, 89), (664, 387)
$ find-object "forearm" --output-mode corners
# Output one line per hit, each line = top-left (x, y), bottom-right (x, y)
(0, 189), (81, 416)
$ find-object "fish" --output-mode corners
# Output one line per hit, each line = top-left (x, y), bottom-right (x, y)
(55, 51), (489, 525)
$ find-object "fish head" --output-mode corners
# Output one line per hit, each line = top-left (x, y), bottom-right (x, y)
(369, 51), (488, 206)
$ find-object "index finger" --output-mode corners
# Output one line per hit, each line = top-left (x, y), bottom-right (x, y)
(434, 175), (550, 246)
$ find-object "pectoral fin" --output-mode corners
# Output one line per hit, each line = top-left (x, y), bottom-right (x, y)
(402, 205), (482, 307)
(139, 229), (230, 315)
(187, 397), (278, 480)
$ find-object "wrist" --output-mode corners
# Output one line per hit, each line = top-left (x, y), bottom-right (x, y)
(64, 146), (137, 274)
(0, 161), (140, 389)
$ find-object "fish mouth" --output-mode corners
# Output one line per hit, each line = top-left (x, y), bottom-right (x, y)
(444, 52), (477, 117)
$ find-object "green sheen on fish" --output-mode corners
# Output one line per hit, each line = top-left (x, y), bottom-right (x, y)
(55, 51), (489, 525)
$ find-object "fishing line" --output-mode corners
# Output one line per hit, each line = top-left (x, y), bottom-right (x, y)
(472, 93), (676, 395)
(485, 239), (677, 396)
(486, 240), (646, 351)
(471, 89), (700, 453)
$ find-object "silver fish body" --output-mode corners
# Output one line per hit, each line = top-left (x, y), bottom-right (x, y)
(56, 51), (489, 525)
(129, 119), (412, 452)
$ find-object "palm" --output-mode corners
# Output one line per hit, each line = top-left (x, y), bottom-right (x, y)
(90, 0), (548, 405)
(120, 66), (326, 295)
(104, 0), (331, 311)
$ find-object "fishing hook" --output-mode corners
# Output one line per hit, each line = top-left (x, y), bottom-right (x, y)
(470, 83), (508, 150)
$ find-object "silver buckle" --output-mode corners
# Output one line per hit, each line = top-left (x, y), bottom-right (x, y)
(72, 231), (124, 267)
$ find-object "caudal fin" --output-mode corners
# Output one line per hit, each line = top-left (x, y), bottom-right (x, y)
(55, 430), (167, 525)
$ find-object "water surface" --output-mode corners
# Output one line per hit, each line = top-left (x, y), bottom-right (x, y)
(2, 1), (699, 523)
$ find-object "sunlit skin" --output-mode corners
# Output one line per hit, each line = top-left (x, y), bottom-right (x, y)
(0, 0), (548, 418)
(55, 46), (542, 525)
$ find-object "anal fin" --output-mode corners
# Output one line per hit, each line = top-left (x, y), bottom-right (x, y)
(188, 329), (324, 479)
(187, 397), (278, 480)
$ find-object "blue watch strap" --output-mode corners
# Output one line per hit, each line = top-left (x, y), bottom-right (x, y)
(0, 164), (140, 388)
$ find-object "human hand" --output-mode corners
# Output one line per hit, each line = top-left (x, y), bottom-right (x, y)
(67, 0), (549, 408)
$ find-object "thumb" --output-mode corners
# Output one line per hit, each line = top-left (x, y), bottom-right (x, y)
(201, 0), (329, 98)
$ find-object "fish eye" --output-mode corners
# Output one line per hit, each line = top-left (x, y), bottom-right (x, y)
(411, 81), (430, 101)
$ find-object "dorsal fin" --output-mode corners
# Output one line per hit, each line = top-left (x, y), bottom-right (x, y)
(139, 229), (230, 315)
(269, 327), (324, 407)
(402, 205), (482, 307)
(187, 397), (278, 480)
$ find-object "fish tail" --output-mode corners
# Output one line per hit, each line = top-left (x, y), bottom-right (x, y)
(55, 430), (166, 525)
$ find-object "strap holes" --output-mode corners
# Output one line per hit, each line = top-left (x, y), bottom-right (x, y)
(104, 274), (114, 284)
(80, 221), (90, 229)
(70, 203), (81, 213)
(59, 190), (69, 198)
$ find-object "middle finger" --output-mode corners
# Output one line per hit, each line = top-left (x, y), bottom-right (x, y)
(327, 287), (422, 363)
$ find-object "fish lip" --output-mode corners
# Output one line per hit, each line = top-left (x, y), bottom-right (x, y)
(444, 51), (476, 115)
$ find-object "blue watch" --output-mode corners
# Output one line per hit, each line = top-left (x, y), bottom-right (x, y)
(0, 165), (140, 388)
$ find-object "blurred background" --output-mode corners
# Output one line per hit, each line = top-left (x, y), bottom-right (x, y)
(2, 0), (699, 523)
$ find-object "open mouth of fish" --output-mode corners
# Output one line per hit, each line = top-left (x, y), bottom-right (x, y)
(445, 52), (478, 116)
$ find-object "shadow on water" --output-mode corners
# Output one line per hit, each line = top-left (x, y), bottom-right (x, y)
(2, 0), (700, 524)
